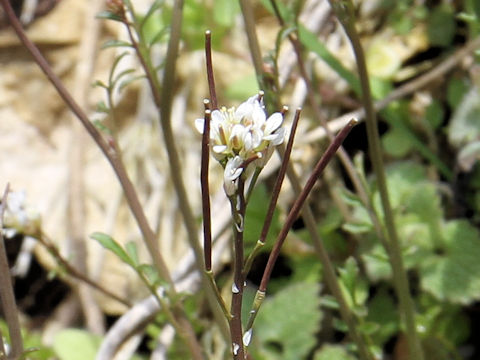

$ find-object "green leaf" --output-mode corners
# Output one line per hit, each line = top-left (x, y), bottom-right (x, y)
(138, 264), (162, 287)
(92, 120), (112, 135)
(53, 329), (101, 360)
(447, 77), (469, 110)
(425, 100), (444, 130)
(339, 258), (368, 309)
(362, 244), (392, 282)
(92, 80), (108, 89)
(427, 5), (456, 47)
(90, 232), (134, 267)
(420, 220), (480, 304)
(314, 344), (357, 360)
(125, 241), (140, 267)
(96, 10), (124, 22)
(253, 282), (322, 360)
(95, 101), (110, 113)
(366, 288), (399, 345)
(101, 39), (133, 49)
(297, 25), (361, 96)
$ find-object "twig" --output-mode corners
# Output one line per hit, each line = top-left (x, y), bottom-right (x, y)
(0, 184), (24, 359)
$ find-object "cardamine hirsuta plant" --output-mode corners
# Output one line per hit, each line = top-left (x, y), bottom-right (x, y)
(195, 31), (359, 358)
(3, 0), (464, 358)
(196, 90), (288, 358)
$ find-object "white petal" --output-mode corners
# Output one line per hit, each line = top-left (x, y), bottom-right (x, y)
(224, 156), (244, 181)
(211, 109), (226, 125)
(230, 124), (246, 140)
(235, 102), (253, 121)
(251, 100), (266, 126)
(213, 145), (228, 153)
(243, 132), (253, 151)
(264, 112), (283, 134)
(271, 127), (286, 145)
(251, 128), (263, 148)
(194, 118), (205, 134)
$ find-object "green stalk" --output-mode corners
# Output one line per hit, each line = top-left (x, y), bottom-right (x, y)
(329, 1), (425, 359)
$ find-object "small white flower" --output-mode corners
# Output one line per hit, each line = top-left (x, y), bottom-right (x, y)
(196, 92), (287, 195)
(3, 191), (40, 236)
(224, 156), (243, 196)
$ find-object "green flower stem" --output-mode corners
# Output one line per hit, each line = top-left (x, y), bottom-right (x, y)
(0, 185), (24, 359)
(229, 180), (247, 360)
(205, 270), (232, 320)
(244, 289), (265, 336)
(329, 1), (425, 359)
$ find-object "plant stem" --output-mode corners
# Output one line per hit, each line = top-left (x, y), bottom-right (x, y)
(0, 185), (24, 359)
(329, 1), (425, 359)
(201, 108), (213, 272)
(229, 180), (247, 359)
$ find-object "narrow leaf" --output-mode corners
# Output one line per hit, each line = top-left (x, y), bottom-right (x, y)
(90, 232), (133, 266)
(96, 10), (124, 22)
(298, 25), (361, 95)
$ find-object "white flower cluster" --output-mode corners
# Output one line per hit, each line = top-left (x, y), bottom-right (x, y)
(196, 93), (286, 195)
(2, 191), (40, 237)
